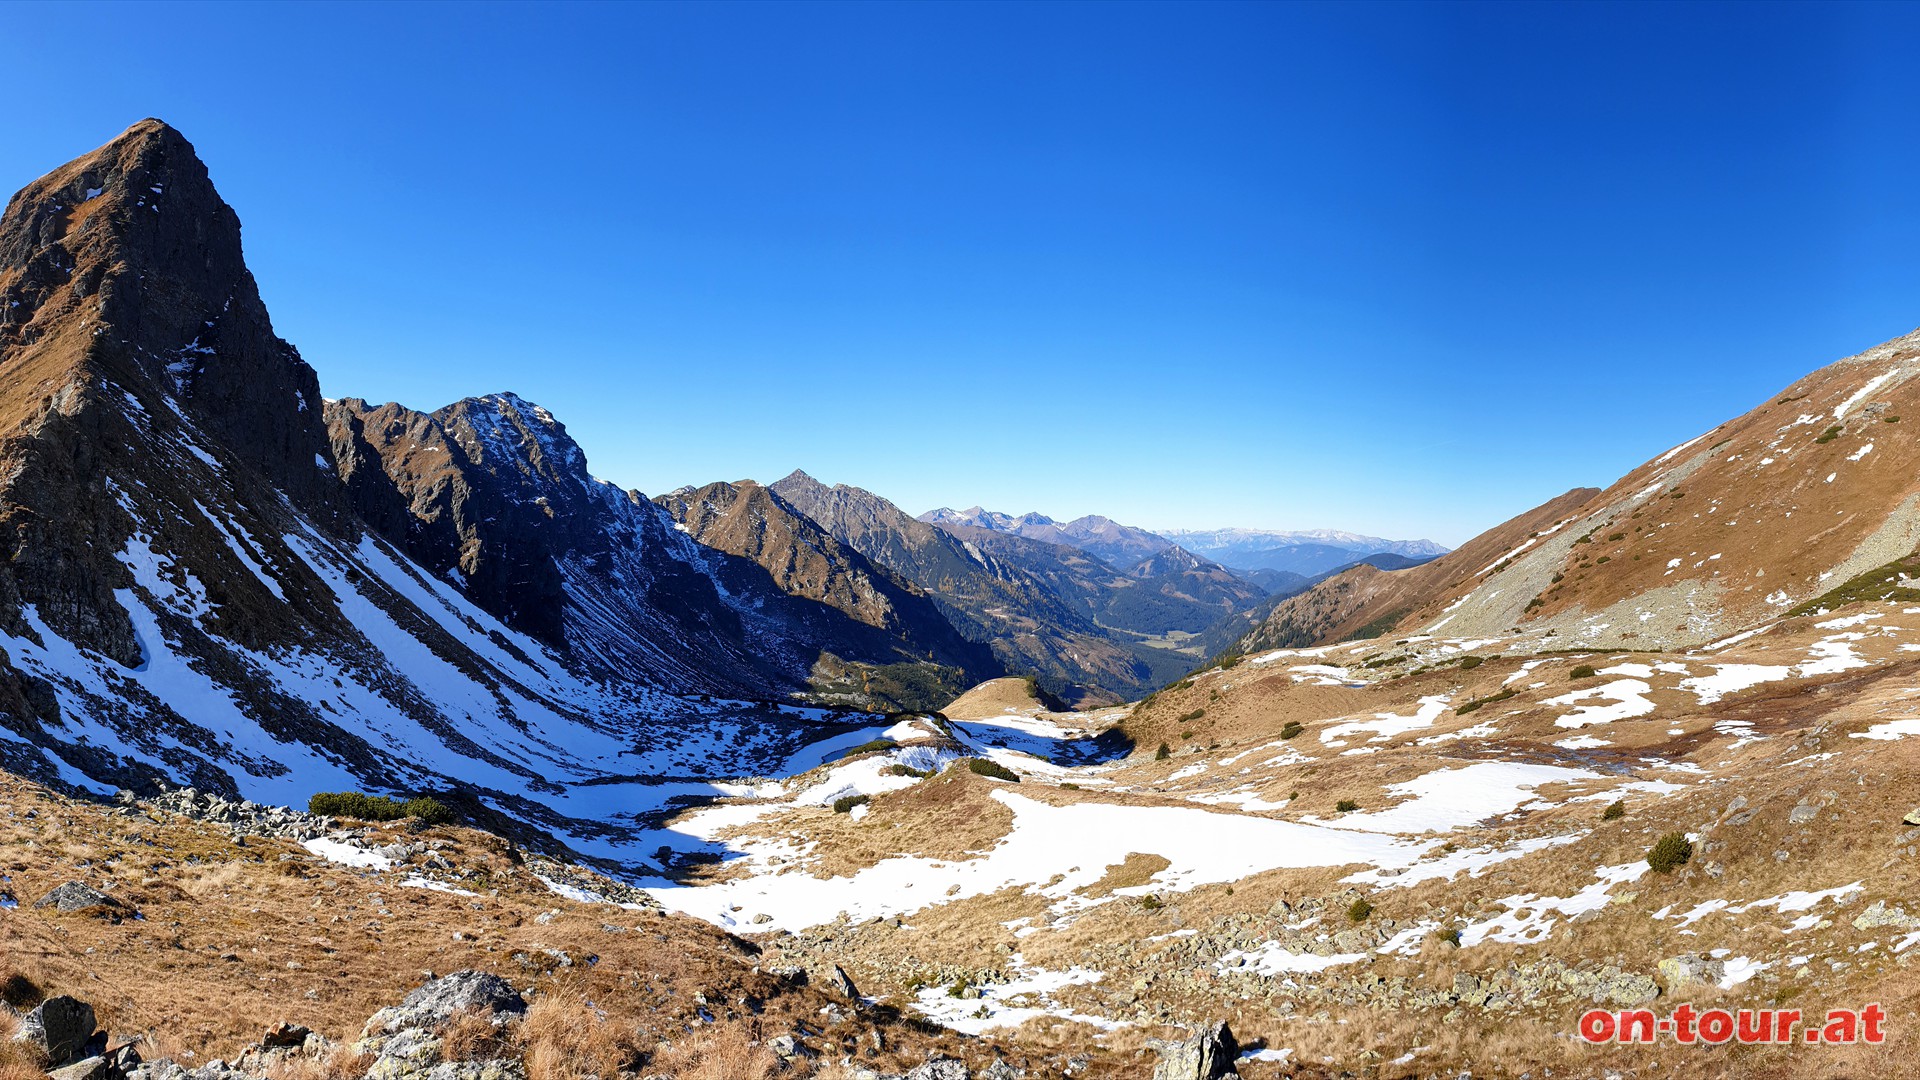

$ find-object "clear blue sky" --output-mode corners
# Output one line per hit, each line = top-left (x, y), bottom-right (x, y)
(5, 1), (1918, 546)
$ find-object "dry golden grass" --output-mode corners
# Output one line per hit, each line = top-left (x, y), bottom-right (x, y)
(519, 993), (638, 1080)
(647, 1025), (783, 1080)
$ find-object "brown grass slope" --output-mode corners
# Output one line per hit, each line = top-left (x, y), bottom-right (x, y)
(1241, 486), (1600, 651)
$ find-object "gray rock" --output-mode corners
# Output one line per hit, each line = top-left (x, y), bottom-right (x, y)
(1657, 955), (1724, 990)
(905, 1056), (969, 1080)
(826, 964), (860, 1001)
(49, 1056), (112, 1080)
(1790, 804), (1820, 825)
(1152, 1020), (1238, 1080)
(34, 882), (126, 914)
(1853, 900), (1920, 931)
(16, 995), (99, 1065)
(1904, 807), (1920, 827)
(399, 971), (525, 1022)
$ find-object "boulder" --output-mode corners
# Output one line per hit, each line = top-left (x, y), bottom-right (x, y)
(1852, 900), (1920, 931)
(397, 971), (525, 1024)
(905, 1056), (969, 1080)
(826, 964), (860, 1001)
(1657, 955), (1725, 991)
(15, 995), (100, 1065)
(1903, 807), (1920, 826)
(1152, 1020), (1239, 1080)
(33, 882), (127, 915)
(49, 1057), (113, 1080)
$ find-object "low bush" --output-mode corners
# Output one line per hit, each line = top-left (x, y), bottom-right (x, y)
(886, 764), (933, 778)
(1457, 655), (1484, 670)
(838, 739), (896, 759)
(1602, 800), (1626, 821)
(967, 758), (1018, 782)
(1347, 897), (1373, 922)
(1279, 721), (1305, 741)
(1177, 708), (1206, 723)
(1435, 926), (1461, 947)
(1570, 664), (1598, 679)
(1647, 831), (1693, 874)
(1814, 425), (1842, 444)
(1155, 742), (1171, 761)
(1336, 798), (1359, 813)
(309, 791), (452, 824)
(832, 794), (870, 814)
(1455, 688), (1516, 715)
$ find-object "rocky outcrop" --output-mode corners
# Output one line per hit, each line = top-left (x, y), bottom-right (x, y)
(32, 881), (128, 915)
(1150, 1020), (1238, 1080)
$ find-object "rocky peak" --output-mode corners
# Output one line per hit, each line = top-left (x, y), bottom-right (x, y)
(0, 118), (334, 509)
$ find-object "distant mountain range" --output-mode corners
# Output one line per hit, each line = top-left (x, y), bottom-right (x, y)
(1161, 528), (1450, 574)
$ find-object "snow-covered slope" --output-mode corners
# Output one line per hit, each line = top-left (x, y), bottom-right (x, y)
(0, 121), (921, 868)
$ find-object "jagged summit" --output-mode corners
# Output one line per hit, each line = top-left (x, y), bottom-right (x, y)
(0, 117), (334, 509)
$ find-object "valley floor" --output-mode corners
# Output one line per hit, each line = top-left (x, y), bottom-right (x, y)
(10, 597), (1920, 1078)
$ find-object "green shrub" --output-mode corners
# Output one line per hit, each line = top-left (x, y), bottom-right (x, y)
(886, 764), (933, 778)
(1885, 415), (1902, 423)
(1647, 831), (1693, 874)
(1279, 721), (1305, 741)
(1140, 894), (1164, 911)
(1455, 688), (1516, 715)
(1156, 742), (1171, 761)
(1602, 800), (1626, 821)
(1177, 708), (1206, 723)
(1570, 664), (1598, 679)
(1347, 897), (1373, 922)
(310, 791), (449, 823)
(1596, 555), (1611, 564)
(1606, 532), (1626, 542)
(400, 796), (454, 825)
(833, 794), (871, 814)
(967, 758), (1019, 782)
(1336, 798), (1359, 813)
(1814, 425), (1842, 444)
(839, 739), (897, 759)
(1435, 926), (1461, 947)
(1457, 655), (1484, 670)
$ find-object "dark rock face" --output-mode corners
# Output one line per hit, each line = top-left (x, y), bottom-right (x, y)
(16, 994), (100, 1065)
(330, 396), (994, 707)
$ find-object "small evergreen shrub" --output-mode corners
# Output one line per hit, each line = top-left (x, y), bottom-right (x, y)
(1140, 894), (1164, 911)
(1336, 798), (1359, 813)
(1177, 708), (1206, 723)
(839, 739), (897, 759)
(1814, 425), (1842, 444)
(1602, 800), (1626, 821)
(1279, 721), (1305, 741)
(310, 791), (450, 823)
(1647, 831), (1693, 874)
(1155, 742), (1171, 761)
(1436, 926), (1461, 947)
(886, 764), (933, 778)
(967, 758), (1019, 782)
(1458, 655), (1484, 670)
(1570, 664), (1598, 679)
(833, 794), (871, 814)
(1347, 898), (1373, 922)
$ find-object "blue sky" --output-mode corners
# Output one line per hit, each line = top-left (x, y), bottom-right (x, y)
(4, 2), (1918, 546)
